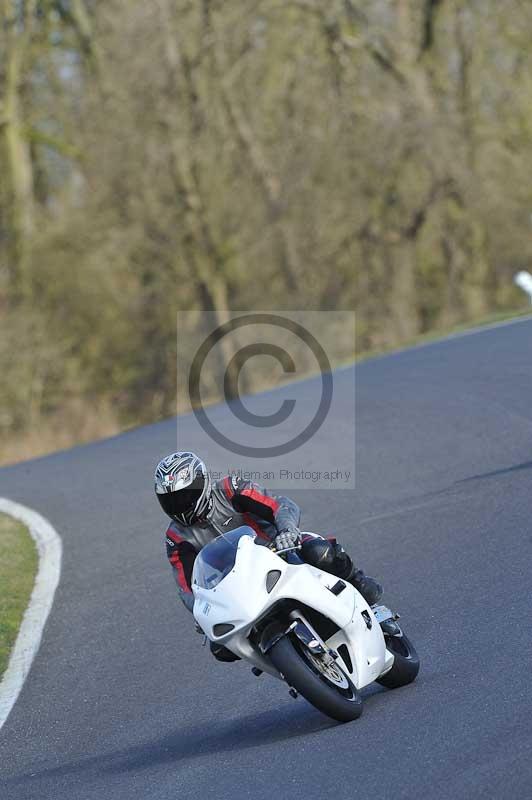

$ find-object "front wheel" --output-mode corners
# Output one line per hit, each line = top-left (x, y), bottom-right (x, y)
(377, 631), (420, 689)
(269, 635), (363, 723)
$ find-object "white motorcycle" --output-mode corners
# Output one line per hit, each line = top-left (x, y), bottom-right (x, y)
(192, 526), (419, 722)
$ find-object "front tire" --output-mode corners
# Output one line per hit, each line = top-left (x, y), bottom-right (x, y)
(269, 635), (363, 723)
(377, 631), (420, 689)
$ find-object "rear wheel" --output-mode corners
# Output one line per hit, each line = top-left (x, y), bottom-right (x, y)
(377, 631), (420, 689)
(269, 635), (363, 722)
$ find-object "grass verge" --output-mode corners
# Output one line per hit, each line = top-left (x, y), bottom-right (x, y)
(0, 513), (38, 680)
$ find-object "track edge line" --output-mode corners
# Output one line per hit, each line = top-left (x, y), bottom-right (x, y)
(0, 498), (62, 731)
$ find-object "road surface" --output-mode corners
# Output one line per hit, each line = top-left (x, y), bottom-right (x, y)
(1, 317), (531, 799)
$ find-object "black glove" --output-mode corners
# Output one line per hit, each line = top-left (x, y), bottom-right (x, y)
(274, 526), (301, 551)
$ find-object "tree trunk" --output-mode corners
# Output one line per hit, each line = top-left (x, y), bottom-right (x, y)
(389, 241), (420, 341)
(156, 0), (242, 402)
(0, 1), (36, 300)
(213, 28), (301, 293)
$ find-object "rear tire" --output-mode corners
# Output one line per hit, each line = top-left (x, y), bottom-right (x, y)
(269, 635), (363, 723)
(377, 631), (420, 689)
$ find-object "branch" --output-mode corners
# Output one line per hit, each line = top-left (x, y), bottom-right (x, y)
(420, 0), (445, 55)
(24, 126), (82, 161)
(357, 179), (454, 246)
(288, 0), (407, 86)
(60, 0), (102, 74)
(402, 179), (454, 239)
(366, 42), (408, 86)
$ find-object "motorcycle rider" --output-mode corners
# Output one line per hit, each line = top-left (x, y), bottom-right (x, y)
(156, 451), (383, 661)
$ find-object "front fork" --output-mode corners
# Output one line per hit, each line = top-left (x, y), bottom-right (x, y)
(259, 611), (338, 674)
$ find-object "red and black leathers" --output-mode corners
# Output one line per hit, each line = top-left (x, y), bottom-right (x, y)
(165, 475), (384, 611)
(165, 476), (300, 611)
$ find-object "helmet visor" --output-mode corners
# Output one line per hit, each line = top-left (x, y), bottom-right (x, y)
(157, 474), (206, 524)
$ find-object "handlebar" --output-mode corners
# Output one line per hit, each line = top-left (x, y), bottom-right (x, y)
(269, 543), (302, 556)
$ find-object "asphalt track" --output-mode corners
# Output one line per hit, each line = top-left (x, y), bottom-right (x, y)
(1, 317), (532, 800)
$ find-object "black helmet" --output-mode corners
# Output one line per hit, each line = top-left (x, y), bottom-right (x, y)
(154, 452), (212, 525)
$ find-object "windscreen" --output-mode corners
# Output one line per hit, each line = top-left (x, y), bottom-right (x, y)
(193, 526), (256, 590)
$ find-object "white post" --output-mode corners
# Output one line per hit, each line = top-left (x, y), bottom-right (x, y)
(514, 271), (532, 305)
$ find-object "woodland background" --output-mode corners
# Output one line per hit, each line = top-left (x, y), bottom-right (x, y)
(1, 0), (531, 464)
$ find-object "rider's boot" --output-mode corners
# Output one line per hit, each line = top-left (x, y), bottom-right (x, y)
(345, 566), (383, 606)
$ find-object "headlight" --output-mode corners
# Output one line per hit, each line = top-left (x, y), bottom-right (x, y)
(213, 623), (235, 637)
(266, 570), (282, 593)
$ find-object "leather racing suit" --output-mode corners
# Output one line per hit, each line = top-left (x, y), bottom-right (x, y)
(165, 475), (383, 614)
(165, 475), (300, 612)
